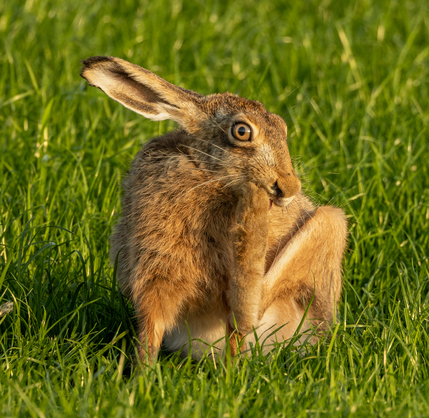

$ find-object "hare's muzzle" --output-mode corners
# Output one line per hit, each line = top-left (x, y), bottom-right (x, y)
(271, 171), (301, 207)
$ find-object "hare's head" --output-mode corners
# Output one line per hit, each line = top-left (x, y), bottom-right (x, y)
(81, 56), (301, 207)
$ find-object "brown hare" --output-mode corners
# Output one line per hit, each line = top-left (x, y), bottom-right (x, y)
(80, 56), (347, 362)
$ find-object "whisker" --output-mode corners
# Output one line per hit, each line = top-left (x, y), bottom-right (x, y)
(210, 118), (228, 135)
(301, 187), (327, 204)
(182, 145), (242, 171)
(147, 152), (232, 175)
(182, 145), (225, 163)
(193, 137), (228, 154)
(222, 176), (245, 190)
(177, 174), (241, 200)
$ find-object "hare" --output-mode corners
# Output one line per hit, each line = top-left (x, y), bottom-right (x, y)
(80, 56), (348, 362)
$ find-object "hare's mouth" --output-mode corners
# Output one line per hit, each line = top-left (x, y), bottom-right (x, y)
(272, 196), (295, 208)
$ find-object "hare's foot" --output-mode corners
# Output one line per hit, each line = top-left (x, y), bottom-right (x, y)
(260, 206), (347, 330)
(135, 281), (184, 364)
(226, 322), (246, 358)
(137, 313), (165, 365)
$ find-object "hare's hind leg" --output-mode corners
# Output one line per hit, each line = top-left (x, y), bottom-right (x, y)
(260, 206), (347, 338)
(133, 279), (184, 364)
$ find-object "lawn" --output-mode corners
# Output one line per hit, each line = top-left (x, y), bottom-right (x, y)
(1, 0), (428, 416)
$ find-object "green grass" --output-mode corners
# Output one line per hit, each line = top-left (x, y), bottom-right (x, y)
(1, 0), (429, 416)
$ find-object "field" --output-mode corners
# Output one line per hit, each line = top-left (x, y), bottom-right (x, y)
(1, 0), (429, 416)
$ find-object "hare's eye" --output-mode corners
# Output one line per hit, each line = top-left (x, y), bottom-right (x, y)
(231, 123), (252, 141)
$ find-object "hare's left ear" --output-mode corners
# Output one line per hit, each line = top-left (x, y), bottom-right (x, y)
(80, 56), (203, 130)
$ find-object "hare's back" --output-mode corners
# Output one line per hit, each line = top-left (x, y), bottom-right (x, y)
(110, 131), (234, 299)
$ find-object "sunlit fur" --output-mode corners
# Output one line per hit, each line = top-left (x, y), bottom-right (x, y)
(81, 56), (348, 362)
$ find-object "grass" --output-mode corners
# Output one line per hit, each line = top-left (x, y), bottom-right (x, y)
(1, 0), (428, 416)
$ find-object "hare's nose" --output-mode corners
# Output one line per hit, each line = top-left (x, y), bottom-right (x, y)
(276, 171), (301, 198)
(271, 181), (282, 197)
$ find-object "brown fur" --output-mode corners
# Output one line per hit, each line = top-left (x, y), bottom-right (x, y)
(80, 56), (348, 361)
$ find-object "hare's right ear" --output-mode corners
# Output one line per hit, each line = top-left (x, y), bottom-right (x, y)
(80, 56), (203, 129)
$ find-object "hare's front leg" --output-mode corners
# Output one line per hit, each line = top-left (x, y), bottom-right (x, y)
(228, 183), (269, 346)
(260, 206), (348, 332)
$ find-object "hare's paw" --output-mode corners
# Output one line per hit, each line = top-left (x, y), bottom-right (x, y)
(233, 183), (269, 260)
(235, 182), (270, 225)
(228, 183), (268, 335)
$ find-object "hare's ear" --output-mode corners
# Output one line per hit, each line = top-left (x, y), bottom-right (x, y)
(80, 56), (203, 127)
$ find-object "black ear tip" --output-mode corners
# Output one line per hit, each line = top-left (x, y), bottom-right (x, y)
(80, 56), (116, 80)
(81, 56), (113, 68)
(81, 56), (113, 69)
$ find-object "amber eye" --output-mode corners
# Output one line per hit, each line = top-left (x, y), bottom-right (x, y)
(231, 123), (252, 141)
